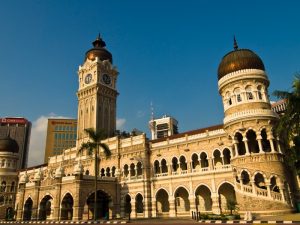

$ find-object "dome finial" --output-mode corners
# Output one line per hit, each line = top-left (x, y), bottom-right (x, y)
(92, 33), (106, 48)
(233, 35), (238, 50)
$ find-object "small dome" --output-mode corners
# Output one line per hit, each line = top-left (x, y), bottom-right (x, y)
(85, 35), (112, 63)
(0, 136), (19, 153)
(218, 39), (265, 80)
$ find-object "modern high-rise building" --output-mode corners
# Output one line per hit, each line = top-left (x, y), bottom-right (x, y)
(44, 118), (77, 162)
(0, 117), (31, 169)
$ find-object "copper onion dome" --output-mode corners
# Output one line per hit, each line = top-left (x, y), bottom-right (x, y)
(0, 136), (19, 153)
(218, 37), (265, 80)
(85, 34), (112, 63)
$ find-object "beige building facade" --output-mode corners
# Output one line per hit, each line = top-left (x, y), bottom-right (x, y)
(14, 37), (295, 221)
(44, 118), (77, 162)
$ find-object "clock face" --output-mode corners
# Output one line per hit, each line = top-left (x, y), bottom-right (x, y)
(102, 74), (111, 85)
(85, 74), (92, 84)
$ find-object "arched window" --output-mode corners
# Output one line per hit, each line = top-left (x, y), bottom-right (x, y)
(261, 129), (271, 152)
(270, 176), (279, 192)
(100, 168), (105, 177)
(246, 130), (259, 153)
(234, 88), (242, 102)
(200, 152), (209, 168)
(154, 160), (160, 174)
(257, 85), (263, 100)
(1, 181), (6, 192)
(246, 86), (254, 100)
(10, 182), (15, 192)
(223, 148), (231, 164)
(161, 159), (168, 173)
(254, 173), (266, 189)
(172, 157), (179, 172)
(191, 153), (199, 169)
(213, 150), (222, 167)
(241, 171), (250, 185)
(226, 92), (232, 106)
(123, 165), (129, 177)
(137, 162), (143, 176)
(106, 167), (111, 177)
(235, 132), (246, 155)
(179, 156), (187, 171)
(112, 166), (116, 177)
(130, 163), (135, 176)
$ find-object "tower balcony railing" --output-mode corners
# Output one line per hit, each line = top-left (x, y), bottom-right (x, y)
(153, 164), (232, 179)
(224, 108), (279, 124)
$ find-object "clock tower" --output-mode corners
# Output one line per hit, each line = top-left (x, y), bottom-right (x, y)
(77, 35), (118, 142)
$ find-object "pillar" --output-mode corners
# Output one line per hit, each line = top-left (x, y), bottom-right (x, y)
(269, 139), (275, 153)
(276, 138), (283, 153)
(256, 134), (263, 153)
(210, 157), (214, 170)
(120, 197), (125, 218)
(239, 175), (244, 192)
(16, 184), (25, 221)
(52, 178), (62, 220)
(169, 197), (176, 217)
(131, 199), (136, 219)
(243, 137), (250, 155)
(189, 195), (197, 215)
(151, 197), (157, 218)
(278, 184), (286, 202)
(168, 164), (172, 175)
(265, 181), (271, 198)
(73, 178), (83, 221)
(211, 193), (221, 214)
(232, 139), (238, 157)
(31, 182), (40, 221)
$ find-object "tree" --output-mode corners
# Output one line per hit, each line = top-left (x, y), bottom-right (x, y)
(78, 128), (111, 220)
(226, 199), (238, 215)
(273, 74), (300, 173)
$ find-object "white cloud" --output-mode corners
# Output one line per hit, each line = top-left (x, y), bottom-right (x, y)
(116, 118), (126, 130)
(27, 113), (70, 167)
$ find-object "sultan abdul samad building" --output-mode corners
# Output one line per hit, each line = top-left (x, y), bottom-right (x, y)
(13, 36), (296, 221)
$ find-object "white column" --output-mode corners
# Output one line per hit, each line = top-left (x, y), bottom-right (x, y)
(266, 181), (271, 198)
(267, 132), (276, 153)
(276, 138), (283, 153)
(256, 134), (263, 153)
(243, 137), (250, 155)
(269, 139), (275, 153)
(232, 139), (238, 157)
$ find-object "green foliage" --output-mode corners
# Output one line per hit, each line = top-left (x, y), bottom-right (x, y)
(226, 199), (238, 215)
(78, 128), (111, 158)
(273, 74), (300, 173)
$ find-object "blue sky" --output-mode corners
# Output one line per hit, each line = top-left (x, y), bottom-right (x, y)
(0, 1), (299, 166)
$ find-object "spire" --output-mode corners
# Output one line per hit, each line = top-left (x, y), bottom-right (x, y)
(92, 33), (106, 48)
(233, 35), (238, 50)
(150, 102), (154, 120)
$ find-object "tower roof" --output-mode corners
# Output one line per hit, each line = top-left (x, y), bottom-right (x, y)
(85, 34), (112, 63)
(218, 39), (265, 80)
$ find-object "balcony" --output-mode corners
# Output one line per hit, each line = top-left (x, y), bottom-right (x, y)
(153, 164), (232, 180)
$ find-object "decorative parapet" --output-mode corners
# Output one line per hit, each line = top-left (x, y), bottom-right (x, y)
(232, 152), (284, 164)
(151, 129), (225, 148)
(224, 109), (279, 124)
(218, 69), (269, 90)
(119, 134), (145, 148)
